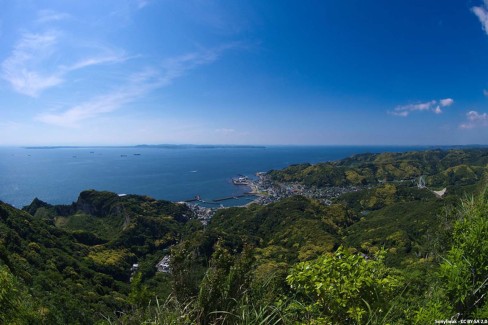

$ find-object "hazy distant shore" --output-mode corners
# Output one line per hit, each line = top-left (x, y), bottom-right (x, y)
(23, 144), (267, 150)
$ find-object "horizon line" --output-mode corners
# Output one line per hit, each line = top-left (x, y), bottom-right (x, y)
(1, 143), (487, 149)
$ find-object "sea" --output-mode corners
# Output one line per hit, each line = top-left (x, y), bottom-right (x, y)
(0, 145), (434, 208)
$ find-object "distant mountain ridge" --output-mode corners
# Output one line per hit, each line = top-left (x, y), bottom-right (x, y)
(23, 144), (266, 149)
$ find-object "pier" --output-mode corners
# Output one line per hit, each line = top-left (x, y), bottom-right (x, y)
(183, 193), (255, 203)
(182, 176), (257, 204)
(213, 194), (247, 202)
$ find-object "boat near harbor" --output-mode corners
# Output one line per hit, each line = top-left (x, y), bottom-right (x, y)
(232, 176), (249, 185)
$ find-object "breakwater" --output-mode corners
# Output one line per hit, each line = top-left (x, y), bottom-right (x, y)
(184, 193), (255, 204)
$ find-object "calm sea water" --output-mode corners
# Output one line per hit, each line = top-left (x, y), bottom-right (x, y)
(0, 146), (428, 208)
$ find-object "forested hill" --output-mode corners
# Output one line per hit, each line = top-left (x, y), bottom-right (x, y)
(0, 148), (487, 324)
(0, 191), (198, 324)
(268, 148), (488, 187)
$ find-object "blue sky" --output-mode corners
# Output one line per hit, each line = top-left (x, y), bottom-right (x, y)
(2, 0), (488, 145)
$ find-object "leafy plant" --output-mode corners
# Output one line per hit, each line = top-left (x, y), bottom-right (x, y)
(439, 190), (488, 318)
(287, 246), (403, 324)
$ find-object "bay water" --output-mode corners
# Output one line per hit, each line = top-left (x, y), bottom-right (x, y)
(0, 145), (428, 208)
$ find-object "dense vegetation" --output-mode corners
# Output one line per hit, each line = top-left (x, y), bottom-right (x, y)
(0, 148), (487, 324)
(268, 148), (488, 187)
(0, 190), (197, 323)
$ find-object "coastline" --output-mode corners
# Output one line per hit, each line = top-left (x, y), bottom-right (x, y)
(0, 145), (439, 208)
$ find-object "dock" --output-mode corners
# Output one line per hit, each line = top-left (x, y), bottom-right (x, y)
(212, 193), (256, 202)
(183, 193), (256, 203)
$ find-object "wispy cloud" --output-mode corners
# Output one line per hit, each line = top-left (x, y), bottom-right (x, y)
(1, 31), (62, 96)
(137, 0), (151, 9)
(390, 98), (454, 117)
(472, 0), (488, 35)
(1, 31), (127, 97)
(215, 128), (236, 135)
(460, 110), (488, 129)
(37, 47), (230, 127)
(63, 55), (128, 72)
(36, 10), (71, 24)
(37, 88), (147, 127)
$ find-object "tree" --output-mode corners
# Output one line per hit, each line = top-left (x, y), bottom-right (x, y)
(196, 240), (254, 324)
(286, 246), (402, 324)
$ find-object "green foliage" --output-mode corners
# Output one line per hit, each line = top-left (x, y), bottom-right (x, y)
(429, 165), (484, 187)
(439, 190), (488, 318)
(101, 294), (198, 325)
(344, 199), (445, 266)
(87, 247), (135, 281)
(0, 189), (195, 324)
(411, 188), (488, 322)
(360, 183), (397, 210)
(209, 196), (352, 263)
(268, 163), (355, 187)
(196, 241), (254, 324)
(128, 272), (151, 307)
(0, 265), (40, 324)
(269, 148), (488, 188)
(287, 246), (403, 324)
(3, 149), (488, 323)
(170, 234), (210, 303)
(209, 294), (288, 325)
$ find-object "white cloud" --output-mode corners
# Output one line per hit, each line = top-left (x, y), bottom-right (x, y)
(38, 90), (140, 127)
(467, 110), (488, 121)
(391, 98), (454, 117)
(391, 100), (436, 117)
(37, 68), (162, 127)
(460, 110), (488, 129)
(1, 31), (62, 96)
(63, 55), (128, 72)
(440, 98), (454, 107)
(37, 47), (228, 127)
(472, 1), (488, 35)
(1, 30), (127, 97)
(392, 111), (409, 117)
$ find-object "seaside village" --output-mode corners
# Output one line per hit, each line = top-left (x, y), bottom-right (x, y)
(133, 171), (447, 276)
(134, 172), (369, 276)
(186, 172), (370, 226)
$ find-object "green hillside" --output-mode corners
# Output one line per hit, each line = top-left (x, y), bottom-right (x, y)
(268, 148), (488, 187)
(0, 191), (196, 324)
(0, 148), (487, 324)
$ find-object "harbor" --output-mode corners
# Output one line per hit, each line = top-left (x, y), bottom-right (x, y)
(183, 192), (257, 204)
(180, 174), (260, 225)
